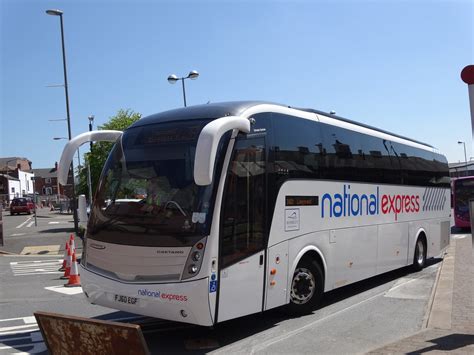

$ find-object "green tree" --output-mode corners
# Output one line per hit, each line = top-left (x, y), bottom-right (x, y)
(77, 109), (141, 200)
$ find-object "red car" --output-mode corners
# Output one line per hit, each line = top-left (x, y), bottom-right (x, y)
(10, 198), (34, 215)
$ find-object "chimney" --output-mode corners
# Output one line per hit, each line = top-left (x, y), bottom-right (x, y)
(55, 162), (58, 170)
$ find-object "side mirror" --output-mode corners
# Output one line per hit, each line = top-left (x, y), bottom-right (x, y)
(58, 130), (123, 185)
(194, 116), (251, 186)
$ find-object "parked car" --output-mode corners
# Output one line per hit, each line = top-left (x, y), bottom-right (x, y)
(10, 198), (34, 215)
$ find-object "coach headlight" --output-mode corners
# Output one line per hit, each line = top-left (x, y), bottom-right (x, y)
(182, 237), (207, 280)
(192, 251), (201, 261)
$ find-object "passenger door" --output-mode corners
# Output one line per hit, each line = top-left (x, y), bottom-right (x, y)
(217, 136), (266, 322)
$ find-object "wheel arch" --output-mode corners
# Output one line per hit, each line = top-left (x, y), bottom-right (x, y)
(415, 228), (428, 251)
(289, 245), (327, 298)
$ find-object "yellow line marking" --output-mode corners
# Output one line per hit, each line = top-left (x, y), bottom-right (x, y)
(20, 245), (61, 255)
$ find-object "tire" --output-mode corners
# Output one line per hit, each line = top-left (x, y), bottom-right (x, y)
(287, 258), (324, 315)
(412, 237), (427, 271)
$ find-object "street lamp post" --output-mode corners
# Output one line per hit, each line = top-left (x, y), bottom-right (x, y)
(46, 8), (79, 234)
(31, 177), (37, 227)
(458, 141), (468, 175)
(87, 115), (94, 207)
(167, 70), (199, 107)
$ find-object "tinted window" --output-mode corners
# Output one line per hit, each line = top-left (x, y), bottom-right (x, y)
(220, 136), (266, 268)
(392, 143), (449, 187)
(272, 113), (321, 181)
(269, 113), (449, 188)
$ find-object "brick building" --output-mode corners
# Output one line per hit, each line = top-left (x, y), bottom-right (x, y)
(32, 162), (72, 200)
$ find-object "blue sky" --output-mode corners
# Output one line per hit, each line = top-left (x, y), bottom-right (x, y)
(1, 0), (473, 169)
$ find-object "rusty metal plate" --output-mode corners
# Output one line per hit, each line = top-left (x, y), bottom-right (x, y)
(34, 311), (149, 355)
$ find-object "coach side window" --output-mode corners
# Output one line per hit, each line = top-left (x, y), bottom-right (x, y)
(320, 124), (364, 181)
(220, 136), (266, 268)
(272, 113), (321, 181)
(392, 143), (440, 186)
(432, 153), (450, 187)
(359, 136), (401, 184)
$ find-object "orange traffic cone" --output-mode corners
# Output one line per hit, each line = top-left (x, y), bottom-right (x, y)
(65, 252), (81, 287)
(58, 242), (69, 272)
(60, 248), (72, 280)
(69, 234), (76, 253)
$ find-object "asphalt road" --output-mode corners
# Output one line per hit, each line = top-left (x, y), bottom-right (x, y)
(1, 208), (81, 255)
(0, 208), (445, 354)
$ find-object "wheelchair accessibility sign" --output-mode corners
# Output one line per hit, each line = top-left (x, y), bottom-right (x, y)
(209, 273), (217, 293)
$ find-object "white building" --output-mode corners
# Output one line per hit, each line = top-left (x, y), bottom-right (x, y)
(17, 170), (35, 197)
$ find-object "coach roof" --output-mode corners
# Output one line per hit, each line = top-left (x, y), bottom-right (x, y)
(131, 101), (271, 127)
(131, 101), (433, 149)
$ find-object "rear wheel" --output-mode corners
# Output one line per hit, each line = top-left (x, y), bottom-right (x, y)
(287, 258), (324, 315)
(412, 237), (426, 271)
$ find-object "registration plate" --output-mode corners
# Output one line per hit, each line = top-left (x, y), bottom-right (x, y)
(114, 294), (138, 305)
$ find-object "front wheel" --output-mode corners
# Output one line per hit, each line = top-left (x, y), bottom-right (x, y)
(412, 237), (426, 271)
(287, 259), (324, 315)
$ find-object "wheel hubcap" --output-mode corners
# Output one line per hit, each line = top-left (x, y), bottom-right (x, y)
(290, 267), (316, 304)
(417, 240), (424, 265)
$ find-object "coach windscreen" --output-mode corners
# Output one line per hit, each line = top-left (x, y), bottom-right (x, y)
(88, 119), (229, 247)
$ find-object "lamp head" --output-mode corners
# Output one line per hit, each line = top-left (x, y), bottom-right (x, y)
(46, 9), (63, 16)
(188, 70), (199, 80)
(88, 115), (95, 123)
(167, 74), (178, 84)
(458, 141), (464, 145)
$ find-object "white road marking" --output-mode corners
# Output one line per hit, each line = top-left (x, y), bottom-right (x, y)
(10, 259), (62, 276)
(453, 234), (469, 239)
(11, 233), (26, 236)
(0, 341), (46, 353)
(0, 327), (40, 336)
(16, 218), (32, 229)
(48, 221), (60, 224)
(0, 317), (35, 323)
(0, 324), (38, 332)
(44, 285), (83, 295)
(0, 317), (43, 353)
(26, 221), (35, 228)
(22, 317), (36, 324)
(14, 271), (63, 276)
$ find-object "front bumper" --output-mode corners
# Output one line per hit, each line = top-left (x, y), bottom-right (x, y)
(80, 264), (213, 326)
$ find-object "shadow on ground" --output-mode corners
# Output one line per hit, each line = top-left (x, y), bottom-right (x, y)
(407, 333), (474, 354)
(451, 226), (472, 235)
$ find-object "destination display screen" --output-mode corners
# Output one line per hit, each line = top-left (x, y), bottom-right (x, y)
(285, 196), (319, 206)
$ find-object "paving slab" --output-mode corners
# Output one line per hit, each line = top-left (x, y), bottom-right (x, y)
(368, 234), (474, 354)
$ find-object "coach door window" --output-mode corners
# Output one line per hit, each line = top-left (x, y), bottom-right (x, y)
(220, 136), (266, 268)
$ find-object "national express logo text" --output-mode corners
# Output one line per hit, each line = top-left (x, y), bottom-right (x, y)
(321, 185), (420, 221)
